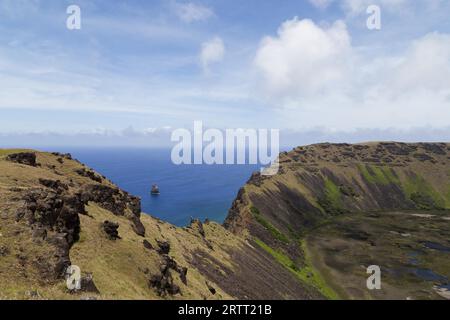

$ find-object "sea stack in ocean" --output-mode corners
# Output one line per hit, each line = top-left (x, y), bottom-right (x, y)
(151, 184), (160, 195)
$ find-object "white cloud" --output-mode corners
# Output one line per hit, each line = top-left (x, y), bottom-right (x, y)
(254, 18), (352, 98)
(254, 18), (450, 129)
(200, 36), (225, 73)
(387, 32), (450, 95)
(173, 2), (214, 23)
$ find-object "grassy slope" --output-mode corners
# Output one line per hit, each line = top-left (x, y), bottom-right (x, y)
(0, 149), (239, 300)
(70, 205), (235, 300)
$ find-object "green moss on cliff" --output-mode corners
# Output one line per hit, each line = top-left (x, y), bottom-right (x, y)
(324, 179), (341, 203)
(410, 192), (441, 210)
(251, 206), (290, 244)
(254, 238), (338, 300)
(403, 174), (445, 210)
(317, 179), (346, 215)
(358, 165), (399, 186)
(357, 163), (449, 210)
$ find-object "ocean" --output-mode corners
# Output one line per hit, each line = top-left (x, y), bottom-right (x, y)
(61, 148), (260, 226)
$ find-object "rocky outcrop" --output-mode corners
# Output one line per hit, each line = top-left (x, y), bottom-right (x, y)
(161, 255), (188, 286)
(4, 151), (149, 284)
(15, 187), (84, 279)
(206, 281), (216, 295)
(149, 270), (180, 296)
(102, 221), (120, 240)
(16, 189), (83, 244)
(12, 174), (149, 281)
(143, 239), (153, 250)
(81, 184), (146, 237)
(189, 218), (206, 238)
(75, 168), (102, 183)
(80, 274), (100, 294)
(51, 152), (73, 160)
(39, 179), (68, 191)
(6, 152), (37, 166)
(149, 241), (188, 296)
(188, 218), (214, 249)
(223, 187), (251, 235)
(156, 240), (170, 255)
(147, 237), (191, 297)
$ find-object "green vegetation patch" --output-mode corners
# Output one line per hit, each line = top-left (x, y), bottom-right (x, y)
(250, 206), (260, 215)
(317, 178), (346, 215)
(324, 179), (341, 203)
(254, 238), (339, 300)
(250, 206), (290, 244)
(358, 164), (399, 185)
(410, 192), (441, 210)
(403, 174), (446, 210)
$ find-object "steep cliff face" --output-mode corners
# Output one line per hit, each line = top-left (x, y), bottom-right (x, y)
(225, 142), (450, 238)
(0, 149), (317, 300)
(224, 142), (450, 299)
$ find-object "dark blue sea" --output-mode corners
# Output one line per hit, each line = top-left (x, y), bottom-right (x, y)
(57, 148), (260, 226)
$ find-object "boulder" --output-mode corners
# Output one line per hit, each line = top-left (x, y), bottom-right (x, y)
(130, 215), (146, 237)
(75, 168), (102, 183)
(82, 184), (145, 237)
(38, 179), (68, 193)
(160, 255), (188, 286)
(51, 152), (73, 160)
(143, 239), (153, 250)
(206, 281), (216, 295)
(157, 240), (170, 255)
(102, 221), (120, 240)
(80, 273), (100, 294)
(6, 152), (37, 166)
(17, 189), (82, 246)
(178, 267), (188, 285)
(149, 271), (180, 296)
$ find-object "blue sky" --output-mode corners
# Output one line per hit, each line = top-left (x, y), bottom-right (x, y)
(0, 0), (450, 145)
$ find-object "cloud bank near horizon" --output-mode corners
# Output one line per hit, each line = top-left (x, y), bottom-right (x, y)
(1, 126), (449, 149)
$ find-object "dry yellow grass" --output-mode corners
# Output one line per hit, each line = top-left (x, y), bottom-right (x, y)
(0, 149), (241, 300)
